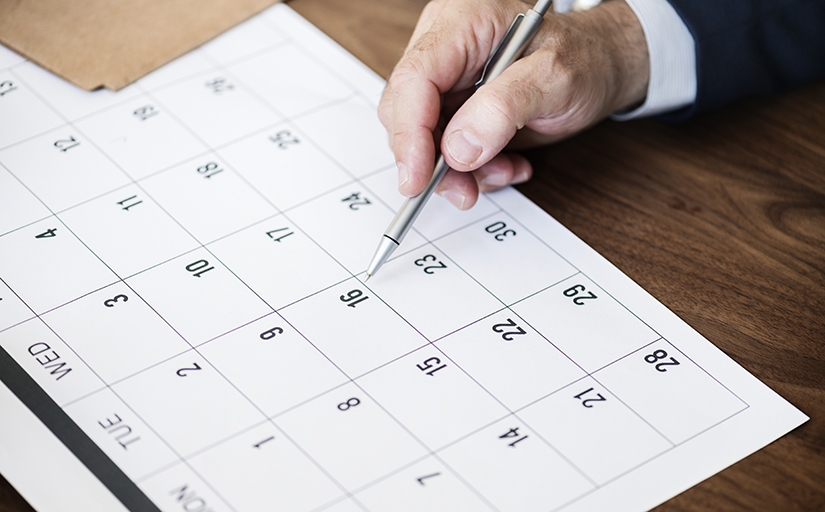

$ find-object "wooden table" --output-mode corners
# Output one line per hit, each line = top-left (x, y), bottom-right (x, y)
(2, 0), (823, 510)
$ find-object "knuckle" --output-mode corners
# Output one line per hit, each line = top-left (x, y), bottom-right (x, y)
(483, 78), (543, 130)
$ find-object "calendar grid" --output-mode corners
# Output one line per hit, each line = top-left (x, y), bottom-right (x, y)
(0, 6), (800, 512)
(485, 193), (752, 408)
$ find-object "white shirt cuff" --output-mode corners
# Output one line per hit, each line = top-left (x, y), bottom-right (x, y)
(611, 0), (697, 119)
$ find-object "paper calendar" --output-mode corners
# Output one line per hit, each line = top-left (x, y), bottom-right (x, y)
(0, 5), (807, 511)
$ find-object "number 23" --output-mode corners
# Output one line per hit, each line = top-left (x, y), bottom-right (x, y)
(414, 254), (447, 274)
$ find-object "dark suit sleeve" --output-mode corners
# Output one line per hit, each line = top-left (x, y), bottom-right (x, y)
(661, 0), (825, 120)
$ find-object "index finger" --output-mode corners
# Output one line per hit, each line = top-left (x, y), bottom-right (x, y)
(383, 1), (514, 196)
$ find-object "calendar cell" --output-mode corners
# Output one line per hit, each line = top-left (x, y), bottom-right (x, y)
(200, 16), (288, 65)
(357, 346), (509, 450)
(153, 71), (278, 148)
(59, 184), (198, 277)
(0, 278), (34, 332)
(366, 245), (502, 341)
(63, 388), (179, 480)
(13, 62), (143, 122)
(198, 314), (348, 417)
(438, 416), (594, 512)
(287, 184), (428, 275)
(512, 275), (659, 372)
(188, 422), (343, 511)
(361, 167), (500, 241)
(277, 382), (427, 490)
(0, 70), (64, 149)
(219, 124), (351, 211)
(595, 339), (747, 444)
(437, 309), (586, 411)
(138, 50), (214, 91)
(141, 155), (275, 244)
(280, 278), (428, 378)
(0, 166), (50, 235)
(0, 216), (117, 314)
(74, 94), (207, 181)
(0, 45), (24, 71)
(126, 248), (271, 345)
(227, 44), (353, 118)
(113, 351), (264, 457)
(518, 377), (671, 485)
(208, 216), (351, 310)
(436, 214), (578, 305)
(355, 456), (493, 511)
(138, 462), (233, 512)
(0, 319), (103, 406)
(0, 127), (130, 213)
(41, 282), (191, 385)
(293, 95), (393, 178)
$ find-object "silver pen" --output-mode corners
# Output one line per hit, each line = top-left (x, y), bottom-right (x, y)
(365, 0), (553, 281)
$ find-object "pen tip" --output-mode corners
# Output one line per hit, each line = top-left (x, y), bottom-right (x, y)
(364, 273), (371, 282)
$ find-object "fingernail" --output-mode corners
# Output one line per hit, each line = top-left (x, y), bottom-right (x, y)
(513, 167), (531, 184)
(446, 129), (483, 166)
(397, 162), (410, 193)
(440, 189), (467, 210)
(481, 172), (509, 189)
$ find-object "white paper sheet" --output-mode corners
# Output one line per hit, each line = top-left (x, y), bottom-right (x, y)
(0, 5), (807, 511)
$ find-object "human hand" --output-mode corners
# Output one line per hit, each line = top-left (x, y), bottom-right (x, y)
(378, 0), (649, 209)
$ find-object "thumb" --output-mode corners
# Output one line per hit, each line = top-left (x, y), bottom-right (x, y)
(440, 57), (551, 172)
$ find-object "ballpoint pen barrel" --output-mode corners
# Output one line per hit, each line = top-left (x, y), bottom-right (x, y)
(385, 156), (451, 243)
(479, 9), (545, 86)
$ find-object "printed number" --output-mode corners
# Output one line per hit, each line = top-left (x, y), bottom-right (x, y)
(416, 357), (447, 376)
(644, 349), (680, 372)
(573, 387), (607, 408)
(340, 289), (369, 308)
(485, 221), (516, 241)
(0, 80), (18, 96)
(186, 259), (215, 278)
(414, 254), (447, 274)
(417, 473), (441, 485)
(133, 105), (159, 121)
(260, 327), (284, 340)
(54, 136), (80, 152)
(35, 228), (58, 239)
(205, 77), (234, 94)
(337, 397), (361, 411)
(103, 294), (129, 308)
(492, 318), (527, 341)
(197, 162), (224, 179)
(270, 130), (300, 149)
(266, 227), (294, 243)
(341, 192), (372, 210)
(563, 284), (598, 305)
(176, 363), (202, 377)
(117, 195), (143, 211)
(499, 427), (528, 447)
(253, 436), (275, 449)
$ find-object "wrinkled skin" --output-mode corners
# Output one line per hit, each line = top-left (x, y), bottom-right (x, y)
(378, 0), (649, 209)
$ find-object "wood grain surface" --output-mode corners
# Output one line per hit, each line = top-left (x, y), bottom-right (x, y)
(2, 0), (823, 510)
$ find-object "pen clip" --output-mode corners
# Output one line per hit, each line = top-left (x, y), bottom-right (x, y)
(476, 13), (525, 88)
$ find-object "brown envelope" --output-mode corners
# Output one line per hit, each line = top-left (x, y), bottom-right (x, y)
(0, 0), (282, 91)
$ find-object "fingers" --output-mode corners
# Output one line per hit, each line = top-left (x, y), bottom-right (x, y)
(474, 153), (533, 193)
(440, 56), (559, 172)
(379, 0), (519, 198)
(434, 152), (533, 210)
(386, 33), (470, 196)
(434, 168), (479, 210)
